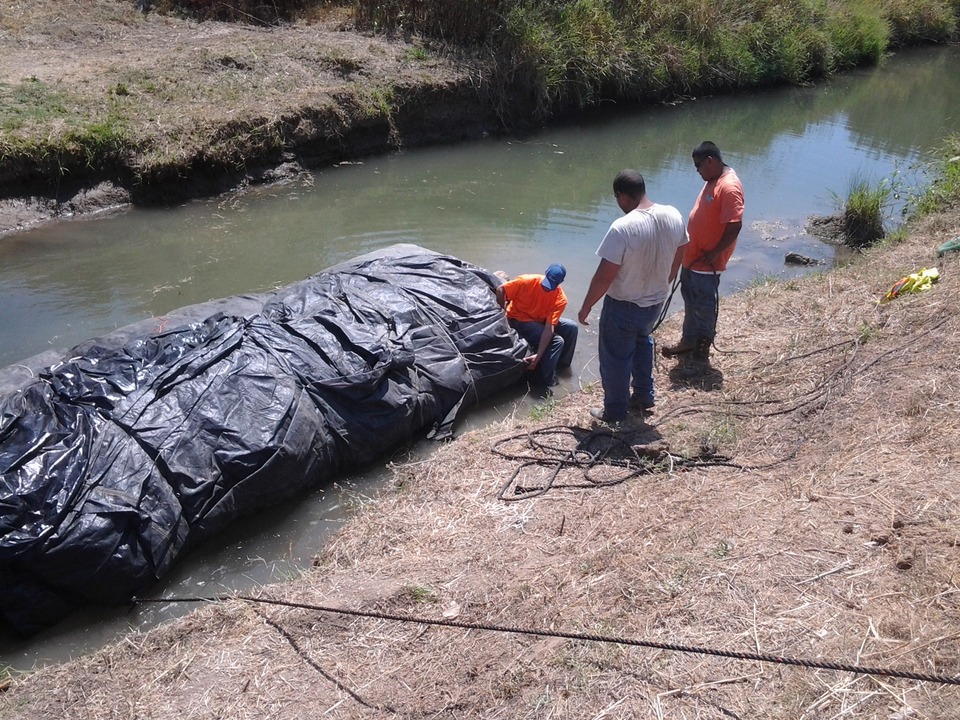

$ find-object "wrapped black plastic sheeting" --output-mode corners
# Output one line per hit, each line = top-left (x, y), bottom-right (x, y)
(0, 244), (529, 635)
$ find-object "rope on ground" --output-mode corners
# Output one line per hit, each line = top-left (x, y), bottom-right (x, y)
(254, 606), (396, 713)
(137, 595), (960, 687)
(490, 425), (794, 500)
(492, 425), (666, 500)
(659, 314), (954, 427)
(498, 311), (906, 501)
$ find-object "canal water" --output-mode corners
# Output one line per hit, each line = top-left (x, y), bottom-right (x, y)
(2, 44), (959, 669)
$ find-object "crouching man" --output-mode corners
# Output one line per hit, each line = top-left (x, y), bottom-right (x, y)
(496, 263), (579, 389)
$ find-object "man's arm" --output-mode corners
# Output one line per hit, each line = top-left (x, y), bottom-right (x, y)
(526, 322), (555, 369)
(701, 221), (742, 269)
(494, 284), (507, 309)
(578, 259), (620, 325)
(669, 244), (686, 283)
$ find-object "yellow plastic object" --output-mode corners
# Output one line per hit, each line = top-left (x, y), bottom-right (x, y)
(880, 267), (939, 303)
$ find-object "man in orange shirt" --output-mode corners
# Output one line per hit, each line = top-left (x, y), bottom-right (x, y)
(496, 263), (578, 388)
(662, 141), (744, 363)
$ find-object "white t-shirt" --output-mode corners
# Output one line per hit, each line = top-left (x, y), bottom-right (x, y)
(596, 203), (688, 307)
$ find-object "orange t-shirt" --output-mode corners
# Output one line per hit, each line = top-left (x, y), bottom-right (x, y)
(684, 169), (744, 272)
(502, 274), (567, 326)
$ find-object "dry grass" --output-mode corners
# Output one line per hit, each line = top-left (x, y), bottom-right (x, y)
(2, 212), (960, 718)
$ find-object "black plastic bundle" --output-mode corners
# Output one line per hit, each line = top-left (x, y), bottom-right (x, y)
(0, 244), (527, 634)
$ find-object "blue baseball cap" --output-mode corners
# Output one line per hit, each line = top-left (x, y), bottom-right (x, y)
(542, 263), (566, 291)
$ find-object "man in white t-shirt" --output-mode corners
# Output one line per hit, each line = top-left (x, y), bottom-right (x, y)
(578, 169), (688, 423)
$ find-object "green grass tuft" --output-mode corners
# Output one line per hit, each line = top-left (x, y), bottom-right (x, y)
(0, 78), (71, 131)
(529, 396), (558, 421)
(842, 175), (893, 248)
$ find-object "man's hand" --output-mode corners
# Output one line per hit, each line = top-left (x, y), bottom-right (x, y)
(580, 258), (619, 326)
(524, 353), (540, 369)
(698, 221), (742, 270)
(700, 249), (720, 269)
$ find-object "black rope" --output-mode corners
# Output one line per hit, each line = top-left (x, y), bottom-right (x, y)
(254, 607), (394, 713)
(652, 275), (681, 333)
(491, 425), (665, 500)
(138, 595), (960, 686)
(489, 425), (788, 500)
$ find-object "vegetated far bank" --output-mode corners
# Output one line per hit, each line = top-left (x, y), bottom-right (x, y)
(0, 0), (958, 235)
(1, 137), (959, 720)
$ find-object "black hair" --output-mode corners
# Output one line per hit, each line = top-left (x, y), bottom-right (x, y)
(692, 141), (723, 163)
(612, 169), (646, 198)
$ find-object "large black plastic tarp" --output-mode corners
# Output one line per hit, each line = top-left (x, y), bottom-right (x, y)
(0, 244), (528, 635)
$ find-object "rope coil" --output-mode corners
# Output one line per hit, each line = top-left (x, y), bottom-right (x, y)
(491, 425), (737, 500)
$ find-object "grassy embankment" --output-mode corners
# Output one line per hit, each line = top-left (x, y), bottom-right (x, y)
(0, 0), (958, 203)
(356, 0), (958, 112)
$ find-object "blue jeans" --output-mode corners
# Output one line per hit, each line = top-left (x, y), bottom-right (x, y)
(680, 267), (720, 343)
(510, 317), (579, 386)
(598, 296), (662, 418)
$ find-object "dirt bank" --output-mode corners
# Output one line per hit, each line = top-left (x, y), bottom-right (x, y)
(2, 203), (959, 716)
(0, 1), (519, 236)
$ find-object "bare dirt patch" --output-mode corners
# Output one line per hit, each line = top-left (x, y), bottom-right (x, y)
(2, 206), (959, 718)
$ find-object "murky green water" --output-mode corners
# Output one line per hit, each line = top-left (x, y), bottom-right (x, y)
(2, 44), (959, 667)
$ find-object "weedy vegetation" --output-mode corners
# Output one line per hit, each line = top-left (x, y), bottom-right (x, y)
(841, 175), (893, 248)
(913, 134), (960, 216)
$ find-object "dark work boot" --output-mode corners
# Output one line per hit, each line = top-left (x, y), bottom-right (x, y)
(661, 337), (695, 358)
(692, 337), (712, 362)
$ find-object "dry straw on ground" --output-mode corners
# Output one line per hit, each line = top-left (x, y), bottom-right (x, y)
(2, 210), (960, 719)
